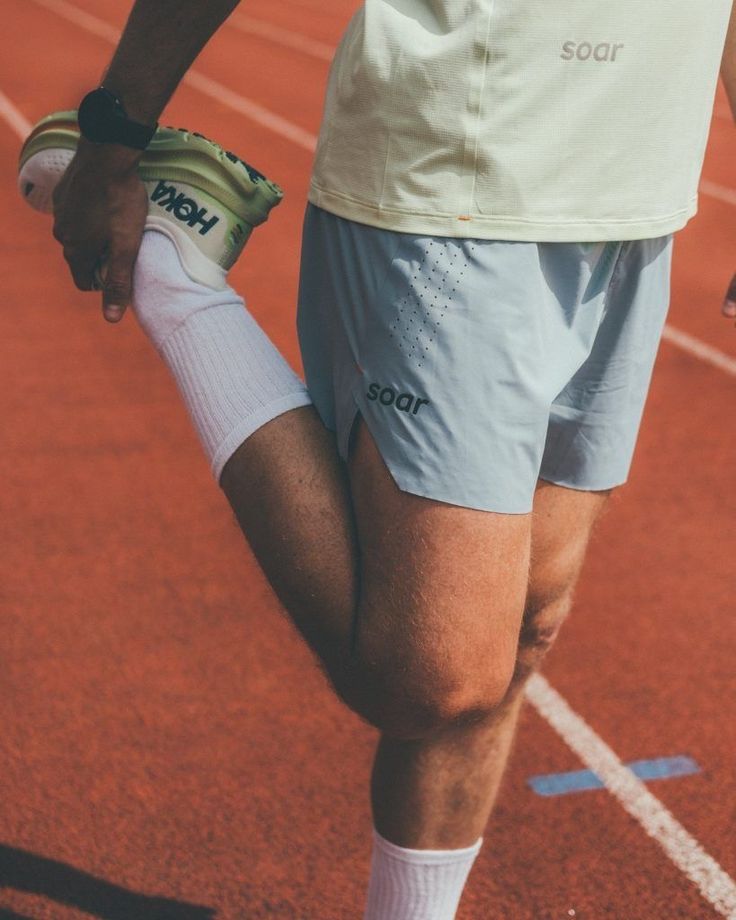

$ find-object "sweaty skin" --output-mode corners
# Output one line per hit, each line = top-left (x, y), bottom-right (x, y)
(51, 0), (240, 322)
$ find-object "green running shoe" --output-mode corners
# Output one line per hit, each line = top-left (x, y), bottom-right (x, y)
(18, 110), (284, 289)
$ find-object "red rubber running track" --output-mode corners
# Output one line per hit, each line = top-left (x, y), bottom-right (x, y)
(0, 1), (734, 917)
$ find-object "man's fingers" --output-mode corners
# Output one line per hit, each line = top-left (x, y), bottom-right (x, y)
(50, 164), (147, 322)
(722, 273), (736, 318)
(63, 246), (99, 292)
(101, 244), (138, 323)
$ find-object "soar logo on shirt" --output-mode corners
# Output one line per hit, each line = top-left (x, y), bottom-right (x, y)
(561, 41), (624, 62)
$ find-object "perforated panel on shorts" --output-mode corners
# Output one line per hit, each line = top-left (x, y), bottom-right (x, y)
(388, 239), (472, 368)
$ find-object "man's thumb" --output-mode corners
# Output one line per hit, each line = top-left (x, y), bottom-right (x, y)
(101, 251), (135, 323)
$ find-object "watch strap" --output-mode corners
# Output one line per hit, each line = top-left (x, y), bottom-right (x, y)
(106, 110), (157, 150)
(78, 86), (157, 150)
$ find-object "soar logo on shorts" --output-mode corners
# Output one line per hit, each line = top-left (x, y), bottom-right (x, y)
(150, 180), (220, 235)
(367, 382), (430, 416)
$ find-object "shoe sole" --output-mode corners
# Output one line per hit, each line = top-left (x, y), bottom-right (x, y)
(19, 110), (284, 229)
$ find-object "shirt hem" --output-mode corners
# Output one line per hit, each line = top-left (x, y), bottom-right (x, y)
(307, 183), (696, 242)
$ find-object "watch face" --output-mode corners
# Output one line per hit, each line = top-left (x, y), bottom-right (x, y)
(78, 89), (119, 144)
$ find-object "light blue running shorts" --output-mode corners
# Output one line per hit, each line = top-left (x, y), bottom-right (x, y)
(296, 203), (674, 514)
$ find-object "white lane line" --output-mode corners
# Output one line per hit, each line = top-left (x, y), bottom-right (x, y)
(29, 0), (318, 152)
(26, 0), (736, 206)
(662, 325), (736, 376)
(29, 1), (736, 187)
(5, 6), (736, 913)
(16, 1), (736, 380)
(714, 102), (734, 122)
(700, 179), (736, 208)
(525, 674), (736, 920)
(32, 0), (119, 42)
(229, 15), (335, 62)
(0, 89), (31, 140)
(184, 70), (317, 152)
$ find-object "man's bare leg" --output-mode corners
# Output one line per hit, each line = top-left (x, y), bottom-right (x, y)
(220, 406), (361, 678)
(368, 479), (612, 850)
(132, 230), (610, 819)
(131, 234), (605, 920)
(220, 409), (531, 737)
(370, 693), (525, 849)
(221, 408), (533, 919)
(132, 233), (527, 737)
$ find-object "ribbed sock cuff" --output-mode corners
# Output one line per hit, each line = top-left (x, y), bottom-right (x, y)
(364, 827), (483, 920)
(158, 302), (312, 480)
(132, 230), (312, 480)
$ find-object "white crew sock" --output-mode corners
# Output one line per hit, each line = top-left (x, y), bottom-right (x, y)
(131, 230), (312, 480)
(364, 828), (483, 920)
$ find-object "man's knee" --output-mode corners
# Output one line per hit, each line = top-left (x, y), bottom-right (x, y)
(337, 664), (516, 741)
(517, 590), (572, 670)
(515, 482), (613, 684)
(508, 566), (578, 692)
(333, 619), (518, 740)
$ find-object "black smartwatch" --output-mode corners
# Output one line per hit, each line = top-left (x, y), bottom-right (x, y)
(77, 86), (157, 150)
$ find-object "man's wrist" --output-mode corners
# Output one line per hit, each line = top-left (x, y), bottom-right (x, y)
(98, 79), (159, 129)
(76, 136), (144, 175)
(78, 86), (158, 150)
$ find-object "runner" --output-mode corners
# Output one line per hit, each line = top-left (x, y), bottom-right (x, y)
(27, 1), (736, 916)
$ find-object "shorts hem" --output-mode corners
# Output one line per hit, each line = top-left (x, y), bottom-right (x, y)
(536, 472), (628, 493)
(346, 398), (534, 514)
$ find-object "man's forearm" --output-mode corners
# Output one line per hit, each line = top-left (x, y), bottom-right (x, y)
(721, 0), (736, 121)
(99, 0), (241, 126)
(52, 0), (243, 317)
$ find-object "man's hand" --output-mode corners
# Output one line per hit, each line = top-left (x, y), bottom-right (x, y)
(52, 140), (148, 323)
(722, 273), (736, 323)
(48, 0), (242, 321)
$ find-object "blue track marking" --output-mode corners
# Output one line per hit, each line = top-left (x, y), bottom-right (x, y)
(528, 755), (701, 797)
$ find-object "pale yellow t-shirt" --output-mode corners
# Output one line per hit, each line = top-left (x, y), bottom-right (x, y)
(308, 0), (732, 241)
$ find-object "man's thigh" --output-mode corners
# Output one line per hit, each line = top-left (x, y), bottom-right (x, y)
(346, 416), (532, 706)
(507, 478), (613, 693)
(530, 478), (612, 599)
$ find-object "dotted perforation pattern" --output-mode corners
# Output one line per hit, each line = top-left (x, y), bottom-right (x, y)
(389, 239), (474, 369)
